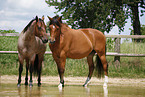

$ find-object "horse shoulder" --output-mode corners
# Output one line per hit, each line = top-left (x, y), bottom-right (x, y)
(35, 37), (47, 53)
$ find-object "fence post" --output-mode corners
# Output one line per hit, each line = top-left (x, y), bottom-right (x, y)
(114, 38), (121, 62)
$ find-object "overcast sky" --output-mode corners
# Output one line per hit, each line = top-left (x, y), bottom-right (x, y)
(0, 0), (145, 35)
(0, 0), (58, 33)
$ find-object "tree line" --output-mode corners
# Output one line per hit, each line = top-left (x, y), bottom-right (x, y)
(45, 0), (145, 38)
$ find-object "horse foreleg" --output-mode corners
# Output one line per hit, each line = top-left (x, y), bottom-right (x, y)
(17, 54), (24, 87)
(37, 66), (42, 87)
(29, 55), (35, 87)
(29, 64), (33, 87)
(17, 63), (23, 87)
(25, 59), (29, 85)
(83, 54), (95, 87)
(57, 63), (65, 89)
(56, 57), (66, 89)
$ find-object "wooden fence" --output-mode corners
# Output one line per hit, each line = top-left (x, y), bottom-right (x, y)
(1, 33), (145, 61)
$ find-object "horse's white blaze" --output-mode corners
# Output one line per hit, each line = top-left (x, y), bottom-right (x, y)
(53, 25), (55, 29)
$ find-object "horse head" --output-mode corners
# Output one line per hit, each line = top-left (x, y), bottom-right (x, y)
(35, 16), (48, 43)
(48, 16), (62, 44)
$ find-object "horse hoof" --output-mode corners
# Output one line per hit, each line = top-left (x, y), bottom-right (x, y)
(29, 84), (33, 87)
(25, 82), (28, 85)
(83, 84), (87, 87)
(29, 83), (33, 87)
(58, 83), (63, 89)
(38, 83), (41, 87)
(17, 84), (21, 87)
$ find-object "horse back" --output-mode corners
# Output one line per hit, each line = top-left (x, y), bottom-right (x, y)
(79, 28), (106, 44)
(79, 28), (106, 52)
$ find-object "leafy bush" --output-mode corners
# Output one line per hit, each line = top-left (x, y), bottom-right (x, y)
(0, 29), (18, 33)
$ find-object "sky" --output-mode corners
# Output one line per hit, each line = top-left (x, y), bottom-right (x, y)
(0, 0), (145, 35)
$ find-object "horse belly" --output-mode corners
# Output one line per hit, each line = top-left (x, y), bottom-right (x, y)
(67, 47), (92, 59)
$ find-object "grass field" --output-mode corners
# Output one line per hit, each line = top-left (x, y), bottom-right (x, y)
(0, 35), (145, 78)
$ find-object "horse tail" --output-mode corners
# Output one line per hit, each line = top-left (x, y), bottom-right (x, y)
(34, 54), (39, 75)
(96, 55), (104, 78)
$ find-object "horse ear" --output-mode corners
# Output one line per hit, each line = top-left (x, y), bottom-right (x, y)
(42, 15), (44, 21)
(47, 16), (53, 21)
(36, 16), (38, 22)
(58, 16), (62, 22)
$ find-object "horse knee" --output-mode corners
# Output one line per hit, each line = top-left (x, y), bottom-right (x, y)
(19, 65), (23, 72)
(58, 68), (65, 74)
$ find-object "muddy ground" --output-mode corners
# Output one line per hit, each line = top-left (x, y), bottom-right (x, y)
(1, 75), (145, 87)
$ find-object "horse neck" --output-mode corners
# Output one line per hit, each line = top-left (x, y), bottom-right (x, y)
(54, 24), (71, 44)
(60, 24), (71, 36)
(24, 24), (36, 41)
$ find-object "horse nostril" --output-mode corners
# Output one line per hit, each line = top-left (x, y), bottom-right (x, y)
(45, 39), (48, 43)
(42, 38), (48, 43)
(50, 40), (55, 44)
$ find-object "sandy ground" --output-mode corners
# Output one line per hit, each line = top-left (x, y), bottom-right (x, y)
(0, 75), (145, 87)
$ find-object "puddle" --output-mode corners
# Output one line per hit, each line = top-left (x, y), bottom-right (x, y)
(0, 83), (145, 97)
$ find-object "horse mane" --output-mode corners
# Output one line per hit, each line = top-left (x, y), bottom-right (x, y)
(23, 18), (43, 33)
(63, 23), (69, 27)
(49, 16), (62, 27)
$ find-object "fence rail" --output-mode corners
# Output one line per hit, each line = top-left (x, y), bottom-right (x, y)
(0, 33), (145, 58)
(1, 33), (145, 38)
(0, 51), (145, 57)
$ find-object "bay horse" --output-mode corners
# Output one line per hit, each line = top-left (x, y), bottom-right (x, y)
(48, 16), (108, 88)
(17, 16), (48, 87)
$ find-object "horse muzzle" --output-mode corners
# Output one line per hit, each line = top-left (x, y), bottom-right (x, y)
(42, 39), (48, 43)
(41, 37), (48, 43)
(49, 39), (56, 44)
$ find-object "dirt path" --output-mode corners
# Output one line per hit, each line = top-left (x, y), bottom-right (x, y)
(1, 75), (145, 87)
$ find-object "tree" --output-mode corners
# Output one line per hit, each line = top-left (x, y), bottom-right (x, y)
(45, 0), (145, 35)
(140, 24), (145, 42)
(124, 0), (145, 42)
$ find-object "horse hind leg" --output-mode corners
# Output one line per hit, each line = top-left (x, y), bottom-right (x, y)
(83, 51), (95, 87)
(97, 53), (108, 87)
(17, 54), (24, 87)
(37, 55), (43, 87)
(37, 64), (42, 87)
(29, 54), (36, 87)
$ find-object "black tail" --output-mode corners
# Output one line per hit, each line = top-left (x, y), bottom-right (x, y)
(96, 55), (104, 78)
(34, 54), (39, 75)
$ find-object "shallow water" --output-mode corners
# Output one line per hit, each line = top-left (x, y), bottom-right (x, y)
(0, 83), (145, 97)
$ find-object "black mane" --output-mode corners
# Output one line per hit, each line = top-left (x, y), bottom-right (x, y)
(49, 16), (62, 27)
(23, 18), (43, 33)
(23, 19), (35, 33)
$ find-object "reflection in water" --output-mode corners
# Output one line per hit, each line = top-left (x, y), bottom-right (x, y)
(85, 87), (90, 95)
(18, 87), (21, 96)
(103, 87), (108, 97)
(18, 86), (41, 97)
(0, 83), (144, 97)
(84, 86), (108, 97)
(58, 87), (64, 97)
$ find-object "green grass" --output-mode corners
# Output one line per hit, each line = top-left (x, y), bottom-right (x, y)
(0, 35), (145, 78)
